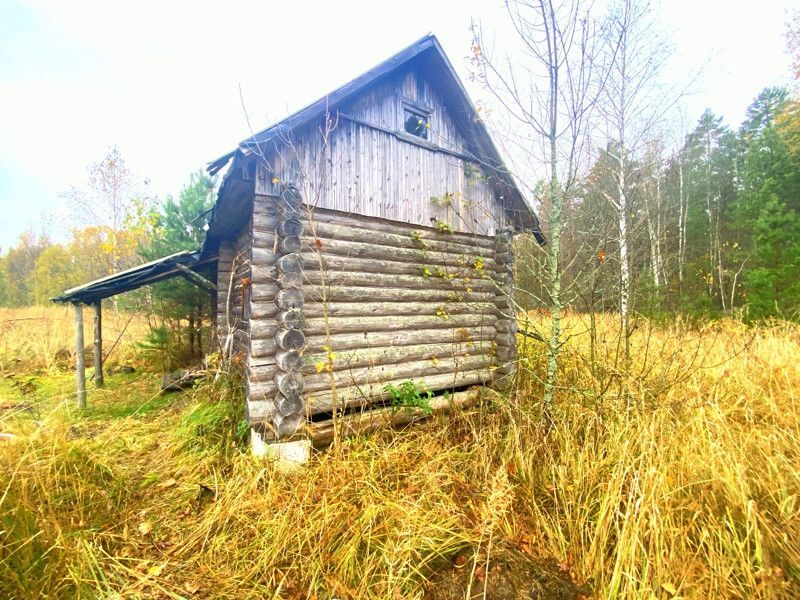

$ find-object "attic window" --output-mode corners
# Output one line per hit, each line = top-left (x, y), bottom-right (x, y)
(404, 108), (430, 139)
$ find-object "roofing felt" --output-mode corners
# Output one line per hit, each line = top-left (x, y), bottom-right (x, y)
(52, 250), (216, 304)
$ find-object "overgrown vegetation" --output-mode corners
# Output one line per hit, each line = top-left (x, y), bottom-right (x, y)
(1, 307), (798, 598)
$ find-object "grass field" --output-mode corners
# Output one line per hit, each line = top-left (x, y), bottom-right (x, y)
(1, 306), (798, 598)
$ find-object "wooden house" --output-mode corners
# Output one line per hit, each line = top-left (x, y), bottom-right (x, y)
(54, 34), (543, 450)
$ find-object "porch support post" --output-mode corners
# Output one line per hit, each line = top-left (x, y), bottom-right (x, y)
(93, 301), (104, 387)
(74, 302), (87, 408)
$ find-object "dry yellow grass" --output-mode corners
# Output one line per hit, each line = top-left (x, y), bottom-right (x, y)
(0, 305), (150, 372)
(0, 309), (798, 598)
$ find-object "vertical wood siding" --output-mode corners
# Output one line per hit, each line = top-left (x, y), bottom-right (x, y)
(252, 68), (510, 236)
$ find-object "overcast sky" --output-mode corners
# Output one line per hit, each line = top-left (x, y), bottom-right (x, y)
(0, 0), (794, 250)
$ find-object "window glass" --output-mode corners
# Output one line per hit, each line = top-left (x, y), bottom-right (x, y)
(404, 108), (429, 139)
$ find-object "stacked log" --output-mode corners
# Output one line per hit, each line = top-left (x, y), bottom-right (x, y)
(270, 187), (306, 437)
(246, 195), (279, 427)
(301, 207), (498, 430)
(492, 227), (517, 388)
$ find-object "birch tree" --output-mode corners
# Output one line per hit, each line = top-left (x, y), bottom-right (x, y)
(472, 0), (607, 410)
(598, 0), (673, 361)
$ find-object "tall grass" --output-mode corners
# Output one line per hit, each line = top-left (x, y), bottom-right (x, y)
(0, 310), (798, 598)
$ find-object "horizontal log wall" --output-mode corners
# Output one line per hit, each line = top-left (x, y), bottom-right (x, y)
(216, 215), (252, 357)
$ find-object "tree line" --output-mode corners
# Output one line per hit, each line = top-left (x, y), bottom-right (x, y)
(0, 147), (216, 362)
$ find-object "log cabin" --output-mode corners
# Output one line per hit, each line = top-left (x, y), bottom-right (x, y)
(54, 34), (543, 453)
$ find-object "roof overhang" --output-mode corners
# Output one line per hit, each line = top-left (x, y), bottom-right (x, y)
(52, 250), (217, 305)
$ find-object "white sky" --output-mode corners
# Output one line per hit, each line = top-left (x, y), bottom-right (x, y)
(0, 0), (794, 250)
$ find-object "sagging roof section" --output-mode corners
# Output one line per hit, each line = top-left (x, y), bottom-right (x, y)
(206, 33), (544, 242)
(52, 250), (217, 304)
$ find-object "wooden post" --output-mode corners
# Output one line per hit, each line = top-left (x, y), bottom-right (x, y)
(74, 303), (86, 408)
(93, 301), (104, 387)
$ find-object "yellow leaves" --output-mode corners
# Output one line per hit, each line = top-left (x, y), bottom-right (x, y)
(147, 563), (164, 577)
(271, 177), (280, 184)
(138, 521), (152, 536)
(315, 361), (332, 374)
(661, 582), (678, 596)
(430, 356), (440, 365)
(158, 478), (177, 489)
(184, 581), (201, 595)
(422, 267), (433, 278)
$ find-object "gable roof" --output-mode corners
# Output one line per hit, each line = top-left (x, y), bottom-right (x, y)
(207, 34), (543, 241)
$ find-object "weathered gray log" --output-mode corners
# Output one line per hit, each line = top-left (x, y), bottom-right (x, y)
(277, 271), (303, 289)
(251, 283), (279, 302)
(278, 236), (303, 254)
(276, 253), (303, 274)
(248, 379), (277, 399)
(306, 220), (496, 255)
(302, 301), (498, 319)
(253, 195), (280, 216)
(273, 412), (304, 437)
(303, 354), (492, 394)
(308, 388), (488, 445)
(493, 228), (517, 388)
(276, 391), (304, 416)
(303, 284), (494, 304)
(249, 320), (279, 341)
(252, 247), (277, 266)
(304, 326), (497, 353)
(277, 309), (304, 329)
(92, 301), (103, 387)
(275, 327), (305, 350)
(74, 303), (86, 409)
(282, 187), (303, 210)
(299, 236), (487, 268)
(302, 270), (496, 292)
(299, 252), (500, 277)
(302, 340), (491, 374)
(250, 301), (279, 320)
(275, 371), (305, 396)
(161, 369), (204, 392)
(247, 399), (275, 422)
(306, 368), (492, 415)
(275, 349), (304, 371)
(251, 338), (277, 358)
(252, 217), (278, 234)
(251, 264), (277, 284)
(275, 288), (304, 310)
(304, 208), (496, 249)
(302, 313), (497, 337)
(277, 217), (304, 237)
